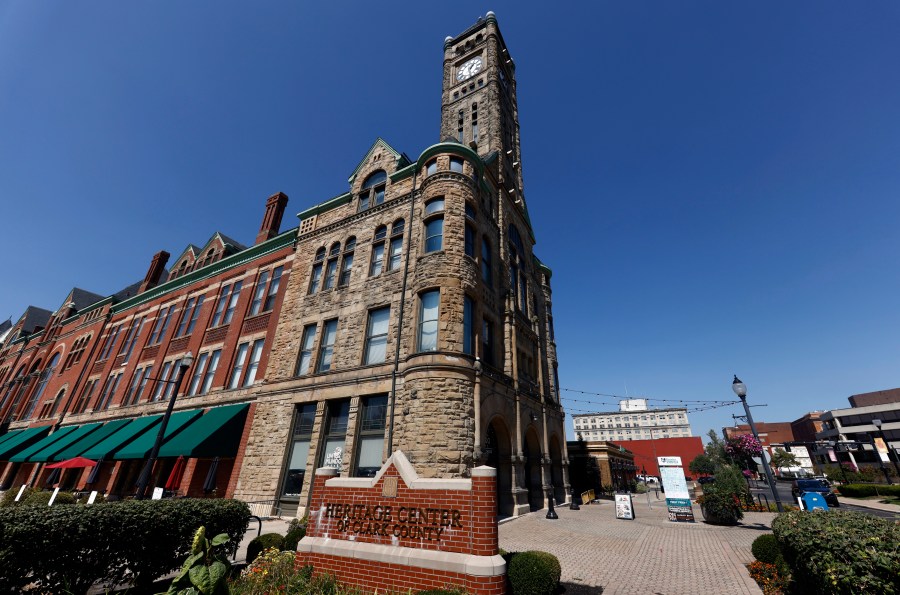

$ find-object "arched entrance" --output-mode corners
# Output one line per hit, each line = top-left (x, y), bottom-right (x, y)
(485, 418), (514, 517)
(549, 435), (565, 505)
(522, 427), (543, 511)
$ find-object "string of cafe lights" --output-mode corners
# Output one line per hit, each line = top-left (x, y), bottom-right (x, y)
(560, 387), (741, 414)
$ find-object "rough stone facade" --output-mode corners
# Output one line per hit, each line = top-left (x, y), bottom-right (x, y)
(235, 13), (569, 518)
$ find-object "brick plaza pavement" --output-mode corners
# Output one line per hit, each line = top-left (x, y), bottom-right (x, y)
(499, 497), (774, 595)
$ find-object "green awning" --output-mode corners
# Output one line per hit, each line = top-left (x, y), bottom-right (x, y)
(9, 426), (79, 463)
(81, 416), (162, 460)
(0, 429), (24, 449)
(113, 410), (204, 460)
(0, 427), (51, 460)
(53, 419), (131, 461)
(158, 404), (249, 458)
(25, 423), (103, 463)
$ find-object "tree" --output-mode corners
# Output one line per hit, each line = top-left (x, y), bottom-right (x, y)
(689, 454), (716, 476)
(704, 429), (728, 467)
(771, 448), (799, 469)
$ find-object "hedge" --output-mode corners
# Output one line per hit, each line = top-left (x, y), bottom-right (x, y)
(247, 532), (285, 564)
(0, 498), (250, 594)
(835, 483), (900, 498)
(772, 510), (900, 594)
(505, 550), (561, 595)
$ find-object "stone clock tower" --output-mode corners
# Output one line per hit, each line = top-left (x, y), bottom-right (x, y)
(441, 11), (526, 208)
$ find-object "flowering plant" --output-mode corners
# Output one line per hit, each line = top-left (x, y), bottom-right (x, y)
(747, 560), (789, 595)
(726, 434), (763, 458)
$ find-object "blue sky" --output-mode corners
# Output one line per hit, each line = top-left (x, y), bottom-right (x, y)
(2, 2), (899, 441)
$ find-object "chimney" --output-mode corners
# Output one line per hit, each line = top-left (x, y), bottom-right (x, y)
(255, 192), (289, 245)
(139, 250), (171, 293)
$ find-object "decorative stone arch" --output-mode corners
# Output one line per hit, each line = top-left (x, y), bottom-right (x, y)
(484, 415), (514, 517)
(522, 425), (543, 511)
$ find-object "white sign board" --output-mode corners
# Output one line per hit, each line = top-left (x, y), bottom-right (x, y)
(48, 487), (60, 506)
(152, 487), (164, 500)
(615, 493), (635, 520)
(657, 456), (683, 467)
(87, 491), (98, 505)
(14, 484), (27, 502)
(659, 466), (690, 500)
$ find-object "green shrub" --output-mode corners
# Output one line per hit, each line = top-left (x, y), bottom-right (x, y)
(772, 510), (900, 594)
(20, 489), (77, 507)
(506, 550), (561, 595)
(751, 533), (785, 572)
(0, 486), (35, 507)
(282, 522), (306, 552)
(0, 497), (250, 593)
(835, 483), (900, 498)
(165, 526), (232, 595)
(247, 532), (284, 564)
(699, 465), (748, 524)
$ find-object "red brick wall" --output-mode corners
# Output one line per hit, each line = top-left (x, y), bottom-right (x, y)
(622, 437), (705, 477)
(296, 457), (505, 594)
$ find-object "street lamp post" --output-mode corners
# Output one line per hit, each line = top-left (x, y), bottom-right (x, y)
(732, 376), (784, 513)
(870, 419), (896, 484)
(136, 352), (194, 499)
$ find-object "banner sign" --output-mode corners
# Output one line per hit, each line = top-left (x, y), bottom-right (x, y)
(615, 493), (635, 520)
(658, 457), (694, 522)
(665, 497), (694, 522)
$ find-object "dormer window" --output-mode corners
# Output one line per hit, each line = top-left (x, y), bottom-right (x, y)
(358, 170), (387, 212)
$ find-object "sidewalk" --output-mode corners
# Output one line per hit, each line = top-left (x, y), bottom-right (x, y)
(839, 496), (900, 513)
(499, 499), (772, 595)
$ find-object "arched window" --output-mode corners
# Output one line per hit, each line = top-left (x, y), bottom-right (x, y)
(338, 237), (355, 287)
(424, 198), (445, 253)
(388, 219), (404, 271)
(308, 247), (327, 294)
(508, 224), (527, 315)
(417, 290), (440, 352)
(359, 170), (387, 212)
(0, 365), (25, 415)
(369, 226), (388, 276)
(23, 353), (60, 420)
(323, 242), (341, 290)
(48, 388), (66, 417)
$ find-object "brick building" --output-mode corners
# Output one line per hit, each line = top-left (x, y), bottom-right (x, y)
(0, 193), (295, 499)
(0, 13), (566, 518)
(722, 421), (794, 448)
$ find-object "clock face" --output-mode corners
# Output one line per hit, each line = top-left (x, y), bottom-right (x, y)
(456, 56), (483, 82)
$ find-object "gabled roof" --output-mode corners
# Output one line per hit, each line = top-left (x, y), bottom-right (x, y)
(347, 138), (410, 186)
(67, 288), (105, 312)
(217, 233), (247, 253)
(171, 244), (201, 266)
(18, 306), (52, 335)
(112, 279), (145, 302)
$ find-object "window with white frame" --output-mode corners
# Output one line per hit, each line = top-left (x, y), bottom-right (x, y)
(358, 170), (386, 212)
(338, 238), (355, 287)
(295, 324), (317, 376)
(309, 248), (326, 294)
(250, 266), (283, 316)
(316, 319), (338, 373)
(211, 281), (243, 327)
(228, 338), (264, 389)
(423, 199), (444, 253)
(417, 290), (439, 352)
(364, 307), (390, 365)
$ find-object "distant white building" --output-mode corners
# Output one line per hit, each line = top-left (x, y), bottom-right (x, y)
(572, 399), (692, 442)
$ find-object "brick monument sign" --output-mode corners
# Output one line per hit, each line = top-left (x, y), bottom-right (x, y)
(297, 451), (506, 594)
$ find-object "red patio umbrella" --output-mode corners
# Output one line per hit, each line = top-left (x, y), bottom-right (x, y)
(165, 456), (187, 491)
(45, 457), (97, 469)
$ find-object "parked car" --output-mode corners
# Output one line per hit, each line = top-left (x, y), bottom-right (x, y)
(791, 478), (839, 507)
(697, 476), (715, 485)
